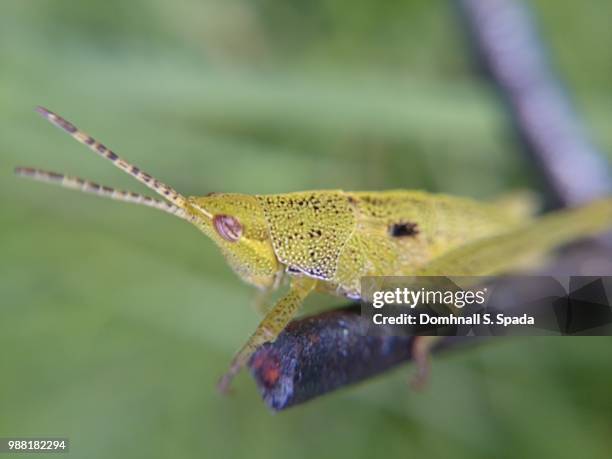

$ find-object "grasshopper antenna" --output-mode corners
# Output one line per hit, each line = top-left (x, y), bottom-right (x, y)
(15, 167), (192, 221)
(31, 107), (212, 219)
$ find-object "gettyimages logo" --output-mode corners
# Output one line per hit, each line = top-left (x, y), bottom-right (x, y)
(360, 276), (612, 336)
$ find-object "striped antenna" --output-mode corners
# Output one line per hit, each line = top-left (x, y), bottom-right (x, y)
(15, 167), (193, 222)
(33, 107), (212, 219)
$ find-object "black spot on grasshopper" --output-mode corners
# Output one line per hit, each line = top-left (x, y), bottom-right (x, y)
(389, 221), (419, 238)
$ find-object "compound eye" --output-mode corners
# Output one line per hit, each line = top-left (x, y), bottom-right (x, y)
(213, 215), (243, 242)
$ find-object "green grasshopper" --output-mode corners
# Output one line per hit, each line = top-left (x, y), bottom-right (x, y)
(16, 108), (612, 392)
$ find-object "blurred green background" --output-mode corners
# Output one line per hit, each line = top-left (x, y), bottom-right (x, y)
(2, 1), (612, 458)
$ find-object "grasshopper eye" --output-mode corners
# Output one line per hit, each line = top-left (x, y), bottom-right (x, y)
(213, 215), (243, 242)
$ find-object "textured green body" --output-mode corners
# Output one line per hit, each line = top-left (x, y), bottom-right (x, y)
(190, 190), (531, 296)
(188, 191), (611, 296)
(20, 108), (612, 392)
(196, 191), (610, 391)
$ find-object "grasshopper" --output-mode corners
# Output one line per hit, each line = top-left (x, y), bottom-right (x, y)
(16, 108), (612, 392)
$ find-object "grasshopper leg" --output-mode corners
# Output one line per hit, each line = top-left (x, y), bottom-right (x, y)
(217, 276), (316, 394)
(410, 336), (441, 390)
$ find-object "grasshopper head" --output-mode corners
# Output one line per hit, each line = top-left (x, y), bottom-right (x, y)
(187, 193), (281, 289)
(18, 108), (282, 291)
